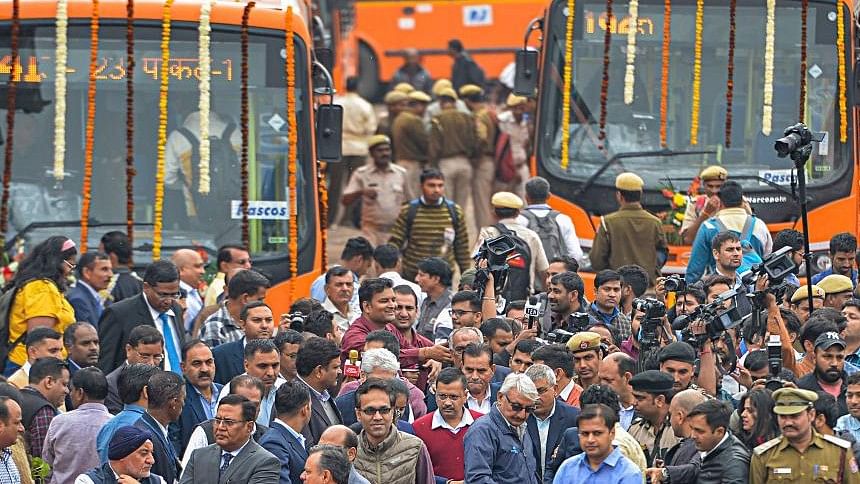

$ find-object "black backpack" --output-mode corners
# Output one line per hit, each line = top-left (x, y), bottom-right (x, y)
(521, 209), (568, 260)
(493, 223), (532, 303)
(177, 123), (241, 223)
(0, 284), (24, 372)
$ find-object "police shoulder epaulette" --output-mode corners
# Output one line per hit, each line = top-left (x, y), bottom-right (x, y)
(822, 434), (853, 449)
(753, 437), (782, 455)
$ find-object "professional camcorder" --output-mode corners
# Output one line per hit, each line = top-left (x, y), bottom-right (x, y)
(633, 298), (666, 349)
(545, 328), (574, 344)
(741, 246), (797, 304)
(472, 234), (516, 300)
(673, 288), (742, 343)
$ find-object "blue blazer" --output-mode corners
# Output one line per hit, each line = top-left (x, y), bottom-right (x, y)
(526, 401), (580, 481)
(213, 338), (245, 385)
(169, 380), (222, 456)
(135, 412), (180, 484)
(259, 421), (309, 484)
(66, 283), (103, 327)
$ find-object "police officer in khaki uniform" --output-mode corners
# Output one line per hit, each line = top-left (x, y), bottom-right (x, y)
(750, 388), (860, 484)
(392, 90), (431, 195)
(628, 370), (681, 466)
(429, 88), (479, 212)
(460, 83), (496, 230)
(376, 90), (410, 142)
(590, 172), (668, 283)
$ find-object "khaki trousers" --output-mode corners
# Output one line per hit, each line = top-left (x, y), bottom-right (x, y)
(472, 155), (496, 230)
(438, 155), (473, 211)
(397, 159), (424, 199)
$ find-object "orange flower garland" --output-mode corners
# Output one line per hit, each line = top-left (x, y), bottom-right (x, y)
(690, 0), (703, 145)
(598, 0), (613, 143)
(285, 6), (299, 301)
(799, 0), (808, 122)
(240, 2), (254, 249)
(837, 2), (847, 142)
(0, 0), (20, 239)
(724, 0), (735, 148)
(659, 0), (671, 147)
(80, 0), (100, 253)
(126, 0), (135, 243)
(152, 0), (174, 260)
(319, 162), (329, 269)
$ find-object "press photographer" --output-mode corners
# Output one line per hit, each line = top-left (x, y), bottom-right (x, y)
(545, 271), (588, 335)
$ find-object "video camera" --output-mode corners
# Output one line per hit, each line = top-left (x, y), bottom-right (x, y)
(545, 328), (574, 345)
(673, 288), (742, 343)
(663, 275), (686, 293)
(633, 298), (666, 349)
(765, 334), (785, 392)
(473, 234), (516, 300)
(740, 246), (797, 304)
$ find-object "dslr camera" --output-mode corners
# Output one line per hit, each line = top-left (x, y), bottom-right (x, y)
(663, 275), (686, 293)
(545, 329), (574, 344)
(633, 298), (666, 348)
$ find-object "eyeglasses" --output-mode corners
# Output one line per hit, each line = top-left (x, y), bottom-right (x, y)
(154, 290), (183, 299)
(64, 260), (77, 270)
(213, 417), (249, 427)
(436, 393), (463, 401)
(133, 349), (164, 365)
(535, 385), (553, 395)
(449, 309), (477, 317)
(503, 395), (536, 414)
(359, 406), (393, 417)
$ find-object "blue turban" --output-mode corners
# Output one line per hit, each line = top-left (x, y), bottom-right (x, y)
(108, 426), (153, 460)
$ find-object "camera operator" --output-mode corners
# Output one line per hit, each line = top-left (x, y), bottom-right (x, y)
(589, 270), (633, 342)
(618, 265), (650, 319)
(773, 229), (806, 288)
(544, 271), (587, 335)
(789, 284), (825, 323)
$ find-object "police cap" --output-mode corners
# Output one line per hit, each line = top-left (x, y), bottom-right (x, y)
(772, 388), (818, 415)
(818, 274), (854, 295)
(408, 91), (432, 103)
(490, 192), (524, 209)
(566, 332), (601, 354)
(790, 284), (825, 303)
(700, 166), (728, 181)
(383, 91), (409, 104)
(367, 134), (391, 150)
(458, 84), (484, 97)
(615, 172), (644, 191)
(630, 370), (674, 394)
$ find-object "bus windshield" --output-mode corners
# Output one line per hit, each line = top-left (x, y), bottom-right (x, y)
(538, 0), (850, 196)
(0, 20), (314, 260)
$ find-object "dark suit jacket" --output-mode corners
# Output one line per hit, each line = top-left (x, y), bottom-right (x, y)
(492, 365), (512, 384)
(213, 338), (245, 385)
(105, 363), (126, 414)
(135, 412), (181, 484)
(258, 421), (309, 484)
(97, 293), (184, 374)
(526, 401), (580, 481)
(170, 381), (223, 456)
(297, 379), (342, 446)
(179, 439), (280, 484)
(66, 283), (103, 327)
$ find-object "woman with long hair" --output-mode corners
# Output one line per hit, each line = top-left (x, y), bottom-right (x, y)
(739, 388), (780, 449)
(4, 236), (77, 374)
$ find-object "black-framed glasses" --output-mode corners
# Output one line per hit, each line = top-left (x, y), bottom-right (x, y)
(449, 309), (477, 317)
(503, 394), (536, 414)
(155, 290), (183, 299)
(213, 417), (249, 427)
(359, 406), (393, 417)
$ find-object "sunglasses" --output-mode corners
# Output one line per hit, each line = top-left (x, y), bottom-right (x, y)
(503, 394), (536, 414)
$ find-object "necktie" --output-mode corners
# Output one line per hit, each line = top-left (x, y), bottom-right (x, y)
(220, 452), (233, 477)
(159, 313), (181, 374)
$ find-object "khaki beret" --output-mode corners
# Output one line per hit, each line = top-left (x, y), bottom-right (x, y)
(458, 84), (484, 97)
(432, 79), (453, 96)
(408, 91), (432, 103)
(818, 274), (854, 295)
(437, 87), (458, 100)
(615, 172), (644, 191)
(566, 332), (601, 353)
(367, 134), (391, 150)
(506, 93), (528, 107)
(490, 191), (524, 209)
(383, 91), (409, 104)
(772, 388), (818, 415)
(790, 284), (825, 303)
(700, 165), (728, 181)
(393, 82), (415, 94)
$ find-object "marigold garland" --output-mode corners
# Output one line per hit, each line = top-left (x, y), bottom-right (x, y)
(762, 0), (775, 135)
(198, 0), (212, 194)
(690, 0), (703, 145)
(319, 162), (329, 269)
(152, 0), (174, 260)
(285, 6), (299, 301)
(659, 0), (671, 147)
(724, 0), (736, 148)
(126, 0), (135, 243)
(598, 0), (613, 142)
(837, 3), (847, 142)
(799, 0), (808, 122)
(53, 0), (69, 183)
(560, 0), (575, 169)
(240, 2), (254, 249)
(0, 0), (20, 238)
(623, 0), (638, 105)
(80, 0), (100, 253)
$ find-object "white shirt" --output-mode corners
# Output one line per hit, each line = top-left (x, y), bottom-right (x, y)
(75, 464), (167, 484)
(700, 432), (730, 460)
(517, 204), (585, 263)
(378, 271), (426, 306)
(558, 379), (576, 402)
(182, 422), (260, 470)
(430, 409), (474, 434)
(180, 280), (203, 332)
(534, 402), (556, 474)
(143, 294), (182, 373)
(322, 297), (359, 333)
(466, 388), (492, 415)
(219, 374), (287, 426)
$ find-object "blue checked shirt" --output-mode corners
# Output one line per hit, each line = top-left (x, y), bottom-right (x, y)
(0, 448), (21, 484)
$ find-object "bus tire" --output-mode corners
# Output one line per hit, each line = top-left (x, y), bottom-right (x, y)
(357, 41), (381, 102)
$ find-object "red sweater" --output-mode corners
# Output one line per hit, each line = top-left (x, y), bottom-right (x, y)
(412, 409), (484, 480)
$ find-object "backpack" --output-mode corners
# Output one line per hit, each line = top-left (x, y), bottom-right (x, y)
(521, 209), (568, 260)
(712, 215), (763, 273)
(0, 284), (23, 372)
(493, 223), (532, 303)
(494, 126), (516, 183)
(403, 198), (460, 248)
(177, 123), (241, 223)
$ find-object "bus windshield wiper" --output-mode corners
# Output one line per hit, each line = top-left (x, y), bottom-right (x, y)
(572, 148), (718, 201)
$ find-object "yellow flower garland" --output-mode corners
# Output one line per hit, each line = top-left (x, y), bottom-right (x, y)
(837, 3), (847, 142)
(762, 0), (775, 136)
(690, 0), (703, 145)
(560, 0), (575, 170)
(286, 6), (298, 301)
(623, 0), (639, 105)
(80, 0), (99, 253)
(152, 0), (174, 260)
(53, 0), (69, 182)
(198, 0), (212, 194)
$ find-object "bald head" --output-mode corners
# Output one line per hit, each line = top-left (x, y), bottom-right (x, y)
(172, 249), (205, 287)
(319, 425), (360, 462)
(670, 389), (707, 414)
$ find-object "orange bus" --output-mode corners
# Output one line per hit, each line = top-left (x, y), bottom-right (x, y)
(0, 0), (330, 315)
(519, 0), (857, 281)
(337, 0), (545, 97)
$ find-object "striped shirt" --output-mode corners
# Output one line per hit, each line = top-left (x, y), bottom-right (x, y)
(388, 198), (471, 279)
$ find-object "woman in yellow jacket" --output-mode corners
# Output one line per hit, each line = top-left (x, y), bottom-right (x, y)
(4, 236), (77, 375)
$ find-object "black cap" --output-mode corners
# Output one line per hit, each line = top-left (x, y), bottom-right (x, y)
(630, 370), (675, 394)
(658, 342), (697, 365)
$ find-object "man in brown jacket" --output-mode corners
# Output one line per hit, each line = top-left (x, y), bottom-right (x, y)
(460, 84), (496, 230)
(392, 91), (431, 194)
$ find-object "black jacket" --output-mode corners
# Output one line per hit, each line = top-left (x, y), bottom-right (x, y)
(663, 438), (700, 484)
(798, 371), (849, 416)
(697, 432), (750, 484)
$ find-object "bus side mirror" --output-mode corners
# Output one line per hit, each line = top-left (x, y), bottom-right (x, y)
(316, 103), (343, 162)
(514, 49), (538, 96)
(316, 48), (334, 73)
